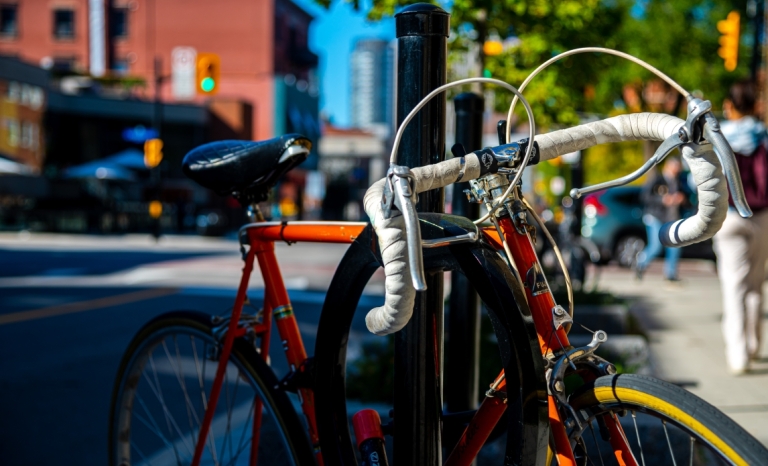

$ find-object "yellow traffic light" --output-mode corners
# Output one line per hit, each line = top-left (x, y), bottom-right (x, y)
(717, 11), (740, 72)
(144, 138), (163, 168)
(196, 53), (221, 95)
(483, 40), (503, 56)
(148, 200), (163, 219)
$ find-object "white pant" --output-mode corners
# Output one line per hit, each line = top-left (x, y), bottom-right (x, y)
(713, 209), (768, 370)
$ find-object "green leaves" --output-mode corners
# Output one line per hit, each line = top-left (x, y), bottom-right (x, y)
(317, 0), (751, 127)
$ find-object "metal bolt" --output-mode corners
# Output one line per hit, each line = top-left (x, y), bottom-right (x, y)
(554, 380), (565, 392)
(678, 127), (688, 142)
(554, 306), (566, 316)
(606, 364), (617, 375)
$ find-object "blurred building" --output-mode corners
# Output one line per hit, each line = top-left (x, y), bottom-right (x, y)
(0, 0), (321, 233)
(0, 0), (320, 144)
(350, 38), (394, 138)
(318, 124), (386, 220)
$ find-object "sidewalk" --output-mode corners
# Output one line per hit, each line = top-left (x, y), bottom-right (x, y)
(592, 259), (768, 447)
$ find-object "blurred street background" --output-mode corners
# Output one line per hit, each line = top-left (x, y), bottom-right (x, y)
(0, 232), (766, 464)
(1, 0), (768, 462)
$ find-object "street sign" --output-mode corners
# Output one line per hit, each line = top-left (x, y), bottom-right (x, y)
(122, 125), (158, 144)
(144, 138), (163, 168)
(172, 47), (197, 100)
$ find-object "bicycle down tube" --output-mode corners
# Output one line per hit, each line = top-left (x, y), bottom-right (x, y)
(190, 220), (367, 466)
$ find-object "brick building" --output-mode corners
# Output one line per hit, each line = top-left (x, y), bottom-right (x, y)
(0, 0), (319, 142)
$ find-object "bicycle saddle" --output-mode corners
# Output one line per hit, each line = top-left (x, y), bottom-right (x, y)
(182, 134), (311, 203)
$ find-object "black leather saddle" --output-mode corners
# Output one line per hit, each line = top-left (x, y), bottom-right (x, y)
(182, 134), (311, 203)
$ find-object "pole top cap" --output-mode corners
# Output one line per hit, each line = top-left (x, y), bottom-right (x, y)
(395, 3), (449, 38)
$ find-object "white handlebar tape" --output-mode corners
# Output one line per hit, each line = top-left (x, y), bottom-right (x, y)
(659, 143), (727, 247)
(362, 154), (483, 335)
(535, 113), (683, 161)
(363, 113), (728, 336)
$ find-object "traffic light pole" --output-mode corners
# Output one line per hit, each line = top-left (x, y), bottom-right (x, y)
(150, 56), (164, 239)
(393, 5), (449, 466)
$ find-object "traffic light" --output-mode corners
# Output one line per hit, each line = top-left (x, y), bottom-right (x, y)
(144, 138), (163, 168)
(717, 11), (740, 72)
(196, 53), (220, 95)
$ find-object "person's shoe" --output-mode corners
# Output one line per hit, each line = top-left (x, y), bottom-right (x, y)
(664, 277), (683, 289)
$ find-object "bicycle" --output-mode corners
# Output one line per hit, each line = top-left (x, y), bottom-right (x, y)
(109, 48), (768, 466)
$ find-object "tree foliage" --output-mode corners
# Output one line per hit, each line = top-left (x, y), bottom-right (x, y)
(320, 0), (752, 126)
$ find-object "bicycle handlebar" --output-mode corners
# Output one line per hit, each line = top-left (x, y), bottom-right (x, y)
(363, 111), (749, 336)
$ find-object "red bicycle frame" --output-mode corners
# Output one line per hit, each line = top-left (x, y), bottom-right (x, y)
(190, 221), (367, 466)
(447, 201), (638, 466)
(189, 213), (637, 466)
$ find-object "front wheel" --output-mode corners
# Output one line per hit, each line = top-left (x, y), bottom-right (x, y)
(109, 311), (315, 466)
(567, 374), (768, 465)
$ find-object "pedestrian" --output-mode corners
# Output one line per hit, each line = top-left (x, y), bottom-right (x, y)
(714, 79), (768, 375)
(634, 156), (690, 282)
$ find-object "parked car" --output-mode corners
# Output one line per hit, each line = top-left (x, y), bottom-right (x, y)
(580, 186), (715, 267)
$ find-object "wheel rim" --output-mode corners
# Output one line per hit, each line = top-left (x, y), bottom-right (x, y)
(113, 325), (299, 466)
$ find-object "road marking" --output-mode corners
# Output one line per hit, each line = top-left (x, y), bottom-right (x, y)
(0, 288), (178, 325)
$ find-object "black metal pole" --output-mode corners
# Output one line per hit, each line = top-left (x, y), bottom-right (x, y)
(393, 4), (449, 466)
(151, 56), (162, 239)
(446, 93), (483, 415)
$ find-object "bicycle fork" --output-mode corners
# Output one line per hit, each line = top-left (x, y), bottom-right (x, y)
(445, 211), (640, 466)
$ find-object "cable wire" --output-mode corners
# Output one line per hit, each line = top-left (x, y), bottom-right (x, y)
(505, 47), (690, 145)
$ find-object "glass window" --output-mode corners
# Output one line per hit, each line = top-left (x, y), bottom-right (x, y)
(0, 4), (17, 37)
(53, 9), (74, 39)
(112, 58), (129, 75)
(111, 8), (127, 38)
(6, 119), (19, 148)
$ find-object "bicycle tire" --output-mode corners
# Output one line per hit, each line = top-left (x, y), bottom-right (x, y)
(566, 374), (768, 466)
(109, 311), (315, 466)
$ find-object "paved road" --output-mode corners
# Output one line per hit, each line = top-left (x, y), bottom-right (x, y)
(0, 233), (382, 465)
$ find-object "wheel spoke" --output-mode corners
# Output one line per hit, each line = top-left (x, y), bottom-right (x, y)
(588, 421), (604, 466)
(142, 360), (195, 457)
(630, 411), (646, 466)
(114, 323), (301, 466)
(165, 337), (202, 432)
(234, 395), (258, 463)
(130, 440), (153, 466)
(134, 392), (182, 463)
(689, 436), (695, 466)
(661, 419), (678, 466)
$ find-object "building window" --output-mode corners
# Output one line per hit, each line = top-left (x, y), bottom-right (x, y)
(20, 122), (38, 150)
(112, 58), (129, 75)
(5, 118), (19, 148)
(110, 8), (128, 38)
(53, 9), (74, 39)
(0, 4), (17, 37)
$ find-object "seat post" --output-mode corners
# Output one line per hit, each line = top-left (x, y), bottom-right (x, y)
(247, 204), (265, 222)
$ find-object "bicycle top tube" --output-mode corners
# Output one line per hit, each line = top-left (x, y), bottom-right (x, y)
(239, 220), (369, 245)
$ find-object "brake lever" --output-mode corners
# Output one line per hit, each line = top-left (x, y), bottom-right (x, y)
(572, 96), (755, 219)
(699, 111), (753, 219)
(381, 165), (427, 291)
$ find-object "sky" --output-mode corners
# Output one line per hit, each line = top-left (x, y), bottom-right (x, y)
(293, 0), (396, 127)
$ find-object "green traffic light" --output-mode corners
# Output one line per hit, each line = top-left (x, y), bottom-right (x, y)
(201, 77), (216, 92)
